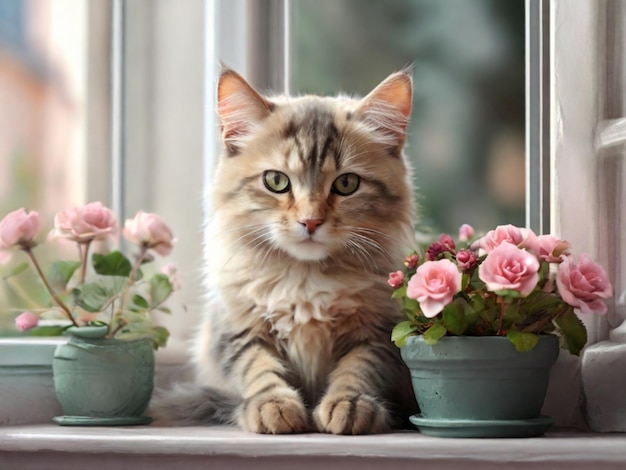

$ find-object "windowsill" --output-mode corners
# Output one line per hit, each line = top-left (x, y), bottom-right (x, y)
(1, 425), (626, 469)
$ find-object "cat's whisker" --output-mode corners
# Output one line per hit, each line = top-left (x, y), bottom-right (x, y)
(219, 227), (274, 270)
(347, 232), (394, 272)
(343, 238), (374, 272)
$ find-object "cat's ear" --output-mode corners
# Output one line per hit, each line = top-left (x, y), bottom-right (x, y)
(355, 69), (413, 148)
(217, 68), (272, 155)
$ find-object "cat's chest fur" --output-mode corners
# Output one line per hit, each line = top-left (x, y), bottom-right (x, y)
(224, 261), (381, 399)
(246, 263), (374, 337)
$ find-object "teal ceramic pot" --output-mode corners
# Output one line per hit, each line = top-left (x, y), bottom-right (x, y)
(52, 326), (154, 426)
(401, 335), (559, 438)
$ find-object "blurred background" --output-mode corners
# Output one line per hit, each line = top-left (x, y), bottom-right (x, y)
(0, 0), (524, 340)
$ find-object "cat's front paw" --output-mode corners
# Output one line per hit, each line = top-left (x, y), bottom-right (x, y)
(313, 391), (391, 435)
(239, 387), (309, 434)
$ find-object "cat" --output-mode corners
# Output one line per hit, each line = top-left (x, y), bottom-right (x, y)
(152, 67), (419, 434)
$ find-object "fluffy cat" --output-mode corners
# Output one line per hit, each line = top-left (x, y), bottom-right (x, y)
(153, 67), (418, 434)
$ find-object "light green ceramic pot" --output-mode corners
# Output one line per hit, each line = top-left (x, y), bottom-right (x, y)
(52, 325), (154, 426)
(401, 335), (559, 438)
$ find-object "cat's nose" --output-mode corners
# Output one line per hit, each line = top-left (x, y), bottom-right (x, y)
(299, 218), (324, 235)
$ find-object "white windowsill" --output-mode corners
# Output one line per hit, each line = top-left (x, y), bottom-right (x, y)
(1, 425), (626, 469)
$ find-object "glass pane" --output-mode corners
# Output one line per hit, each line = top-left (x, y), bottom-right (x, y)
(0, 0), (99, 335)
(291, 0), (525, 236)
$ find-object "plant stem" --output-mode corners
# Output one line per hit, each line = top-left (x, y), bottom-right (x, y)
(497, 299), (505, 336)
(107, 246), (149, 339)
(128, 245), (148, 288)
(23, 247), (79, 327)
(79, 239), (92, 284)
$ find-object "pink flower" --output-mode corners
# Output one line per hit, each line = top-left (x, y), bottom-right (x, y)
(403, 253), (419, 270)
(387, 270), (405, 289)
(459, 224), (475, 243)
(0, 208), (40, 250)
(475, 224), (527, 253)
(438, 234), (456, 253)
(124, 211), (175, 256)
(456, 249), (479, 272)
(523, 233), (571, 263)
(556, 254), (613, 315)
(407, 259), (462, 318)
(53, 202), (117, 243)
(15, 311), (39, 332)
(478, 242), (540, 297)
(162, 262), (182, 291)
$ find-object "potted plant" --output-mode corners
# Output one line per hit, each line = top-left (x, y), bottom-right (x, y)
(0, 203), (180, 426)
(389, 224), (613, 438)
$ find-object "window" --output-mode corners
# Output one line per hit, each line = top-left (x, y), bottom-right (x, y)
(0, 0), (106, 335)
(0, 0), (205, 353)
(2, 0), (623, 433)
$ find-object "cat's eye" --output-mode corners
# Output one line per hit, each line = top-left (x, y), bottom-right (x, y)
(263, 170), (291, 193)
(332, 173), (360, 196)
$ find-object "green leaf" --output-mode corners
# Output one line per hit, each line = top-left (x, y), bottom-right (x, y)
(48, 261), (81, 290)
(391, 285), (407, 300)
(555, 309), (587, 356)
(423, 321), (447, 345)
(132, 294), (150, 309)
(506, 331), (539, 352)
(402, 298), (419, 317)
(92, 251), (132, 277)
(157, 306), (172, 314)
(494, 289), (522, 299)
(150, 326), (170, 349)
(391, 320), (418, 348)
(503, 303), (523, 323)
(4, 262), (30, 279)
(25, 325), (67, 337)
(442, 299), (468, 335)
(72, 276), (127, 312)
(149, 273), (173, 307)
(113, 325), (170, 350)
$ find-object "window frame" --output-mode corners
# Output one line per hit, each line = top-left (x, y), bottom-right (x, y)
(3, 0), (622, 432)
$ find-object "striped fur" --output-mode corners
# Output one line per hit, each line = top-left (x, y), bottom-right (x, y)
(152, 68), (419, 434)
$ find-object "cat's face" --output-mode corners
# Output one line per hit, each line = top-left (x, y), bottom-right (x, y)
(213, 69), (414, 264)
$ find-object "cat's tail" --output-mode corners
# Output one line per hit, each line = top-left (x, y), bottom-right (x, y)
(150, 383), (242, 426)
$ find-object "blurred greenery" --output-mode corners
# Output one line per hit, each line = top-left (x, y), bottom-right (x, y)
(292, 0), (525, 236)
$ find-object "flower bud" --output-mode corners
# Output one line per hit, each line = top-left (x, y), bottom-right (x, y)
(0, 208), (40, 250)
(162, 262), (182, 291)
(387, 270), (404, 289)
(15, 311), (39, 332)
(403, 253), (419, 270)
(458, 224), (475, 242)
(124, 211), (175, 256)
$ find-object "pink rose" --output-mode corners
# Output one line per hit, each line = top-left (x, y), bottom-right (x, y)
(124, 211), (175, 256)
(478, 242), (540, 297)
(556, 254), (613, 315)
(407, 259), (462, 318)
(15, 311), (39, 332)
(0, 208), (40, 250)
(458, 224), (475, 243)
(475, 224), (527, 253)
(456, 249), (479, 272)
(523, 233), (571, 263)
(387, 270), (405, 289)
(53, 202), (117, 243)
